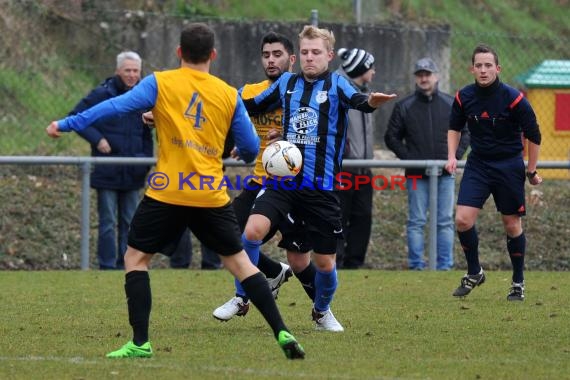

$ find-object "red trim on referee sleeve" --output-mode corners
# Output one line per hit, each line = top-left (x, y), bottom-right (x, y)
(455, 91), (462, 108)
(509, 93), (524, 109)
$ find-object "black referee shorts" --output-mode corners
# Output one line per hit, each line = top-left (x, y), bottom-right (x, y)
(458, 154), (526, 216)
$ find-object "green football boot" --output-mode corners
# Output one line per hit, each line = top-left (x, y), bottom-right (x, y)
(278, 331), (305, 360)
(106, 341), (153, 358)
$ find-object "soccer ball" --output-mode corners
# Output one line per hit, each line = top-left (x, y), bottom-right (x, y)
(262, 140), (303, 177)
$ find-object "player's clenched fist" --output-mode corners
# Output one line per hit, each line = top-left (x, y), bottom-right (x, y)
(46, 121), (61, 138)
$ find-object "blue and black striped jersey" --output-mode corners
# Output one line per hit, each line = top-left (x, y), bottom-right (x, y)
(243, 71), (375, 190)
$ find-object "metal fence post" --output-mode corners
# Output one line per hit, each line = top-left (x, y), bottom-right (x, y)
(310, 9), (318, 26)
(426, 161), (440, 270)
(354, 0), (362, 23)
(80, 162), (91, 270)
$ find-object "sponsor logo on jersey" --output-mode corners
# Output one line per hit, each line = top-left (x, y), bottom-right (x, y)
(316, 90), (328, 104)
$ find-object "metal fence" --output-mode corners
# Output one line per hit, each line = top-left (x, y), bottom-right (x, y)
(1, 5), (569, 269)
(1, 9), (569, 159)
(1, 156), (568, 271)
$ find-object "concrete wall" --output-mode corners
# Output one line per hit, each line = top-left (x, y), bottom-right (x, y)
(66, 15), (450, 146)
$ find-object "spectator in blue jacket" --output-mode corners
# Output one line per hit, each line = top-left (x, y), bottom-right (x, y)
(69, 51), (153, 270)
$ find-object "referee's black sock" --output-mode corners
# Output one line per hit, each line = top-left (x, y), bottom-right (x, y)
(294, 262), (316, 302)
(507, 232), (526, 284)
(125, 270), (152, 346)
(458, 226), (481, 275)
(241, 272), (287, 339)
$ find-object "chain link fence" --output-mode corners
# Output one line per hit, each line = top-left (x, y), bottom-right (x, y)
(447, 32), (570, 179)
(1, 9), (569, 165)
(1, 6), (569, 269)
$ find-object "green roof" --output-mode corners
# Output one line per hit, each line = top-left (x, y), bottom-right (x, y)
(516, 60), (570, 89)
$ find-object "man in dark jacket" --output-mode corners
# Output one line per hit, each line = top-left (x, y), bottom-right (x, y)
(335, 47), (376, 269)
(69, 51), (153, 269)
(385, 58), (469, 270)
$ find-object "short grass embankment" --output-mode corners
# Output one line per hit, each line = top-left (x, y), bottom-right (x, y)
(1, 164), (568, 270)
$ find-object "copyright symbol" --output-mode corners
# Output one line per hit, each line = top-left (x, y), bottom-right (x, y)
(148, 172), (169, 190)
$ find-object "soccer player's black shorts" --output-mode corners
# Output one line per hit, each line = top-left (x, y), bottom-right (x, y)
(251, 187), (342, 254)
(233, 180), (312, 253)
(276, 212), (313, 253)
(128, 195), (243, 256)
(457, 154), (526, 216)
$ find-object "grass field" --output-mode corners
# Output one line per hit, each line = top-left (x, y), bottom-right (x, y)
(1, 270), (569, 379)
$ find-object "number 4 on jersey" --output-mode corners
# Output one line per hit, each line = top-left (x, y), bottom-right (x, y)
(184, 92), (206, 129)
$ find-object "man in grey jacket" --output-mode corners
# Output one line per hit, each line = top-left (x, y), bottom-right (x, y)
(385, 58), (469, 270)
(335, 47), (376, 269)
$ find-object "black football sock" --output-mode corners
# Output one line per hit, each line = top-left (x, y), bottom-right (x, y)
(241, 272), (287, 338)
(257, 251), (283, 278)
(125, 270), (152, 346)
(507, 232), (526, 284)
(458, 226), (481, 275)
(294, 262), (316, 301)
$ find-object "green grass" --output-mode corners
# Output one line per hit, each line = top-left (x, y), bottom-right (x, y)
(380, 0), (569, 88)
(169, 0), (570, 90)
(0, 64), (94, 155)
(2, 1), (568, 155)
(173, 0), (353, 22)
(1, 270), (569, 379)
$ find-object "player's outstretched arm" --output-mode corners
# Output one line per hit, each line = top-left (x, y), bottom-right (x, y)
(368, 92), (397, 108)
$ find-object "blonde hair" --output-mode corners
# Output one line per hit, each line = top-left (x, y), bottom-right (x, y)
(298, 25), (335, 52)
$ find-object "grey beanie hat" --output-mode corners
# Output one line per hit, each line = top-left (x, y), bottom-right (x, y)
(338, 48), (375, 78)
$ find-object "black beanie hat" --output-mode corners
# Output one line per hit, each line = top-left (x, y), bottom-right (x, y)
(338, 48), (375, 78)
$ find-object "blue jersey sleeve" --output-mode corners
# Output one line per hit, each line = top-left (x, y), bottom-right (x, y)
(58, 74), (158, 132)
(336, 75), (374, 112)
(231, 95), (260, 163)
(242, 74), (285, 115)
(68, 87), (108, 145)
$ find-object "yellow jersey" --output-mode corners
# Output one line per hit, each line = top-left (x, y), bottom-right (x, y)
(148, 67), (258, 207)
(60, 66), (259, 207)
(241, 80), (283, 184)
